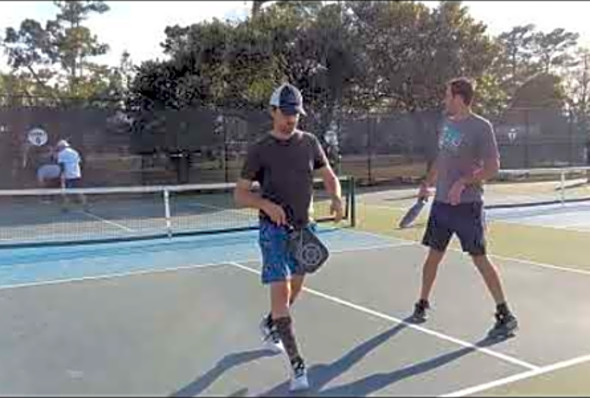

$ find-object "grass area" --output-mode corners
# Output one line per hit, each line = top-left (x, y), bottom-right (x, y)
(340, 156), (426, 185)
(355, 202), (590, 272)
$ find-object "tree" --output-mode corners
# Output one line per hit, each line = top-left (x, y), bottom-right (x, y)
(260, 1), (358, 138)
(531, 28), (579, 75)
(134, 0), (505, 116)
(565, 48), (590, 133)
(497, 24), (537, 88)
(509, 73), (566, 110)
(0, 72), (41, 106)
(345, 1), (501, 112)
(131, 0), (505, 113)
(473, 72), (509, 118)
(252, 0), (270, 16)
(2, 0), (123, 103)
(152, 0), (350, 114)
(51, 0), (110, 95)
(2, 19), (60, 103)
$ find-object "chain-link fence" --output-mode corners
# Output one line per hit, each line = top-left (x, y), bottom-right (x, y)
(0, 100), (587, 189)
(336, 110), (439, 186)
(492, 107), (587, 169)
(337, 107), (587, 185)
(0, 103), (272, 188)
(0, 101), (132, 189)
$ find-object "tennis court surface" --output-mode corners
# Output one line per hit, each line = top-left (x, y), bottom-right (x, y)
(2, 173), (590, 396)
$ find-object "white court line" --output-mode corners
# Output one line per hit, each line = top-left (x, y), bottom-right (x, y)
(0, 262), (226, 291)
(440, 353), (590, 397)
(486, 218), (590, 235)
(228, 261), (539, 371)
(0, 241), (409, 290)
(487, 253), (590, 277)
(80, 210), (136, 233)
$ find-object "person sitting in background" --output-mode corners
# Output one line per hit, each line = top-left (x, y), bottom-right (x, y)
(35, 146), (60, 203)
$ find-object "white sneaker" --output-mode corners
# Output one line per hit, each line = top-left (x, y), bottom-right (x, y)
(259, 316), (285, 354)
(290, 358), (309, 392)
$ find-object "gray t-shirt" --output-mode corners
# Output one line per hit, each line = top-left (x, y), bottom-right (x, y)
(240, 130), (328, 227)
(434, 113), (499, 204)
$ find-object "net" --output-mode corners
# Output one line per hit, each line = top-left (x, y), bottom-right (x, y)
(487, 167), (590, 208)
(0, 176), (355, 248)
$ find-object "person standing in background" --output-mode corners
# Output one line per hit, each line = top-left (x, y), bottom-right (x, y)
(56, 140), (88, 211)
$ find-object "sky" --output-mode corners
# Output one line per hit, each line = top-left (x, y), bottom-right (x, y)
(0, 1), (589, 71)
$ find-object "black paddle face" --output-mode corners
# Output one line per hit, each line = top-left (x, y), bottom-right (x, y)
(287, 227), (329, 274)
(398, 198), (427, 229)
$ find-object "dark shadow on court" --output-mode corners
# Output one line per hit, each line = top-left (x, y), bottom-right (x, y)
(170, 349), (277, 397)
(260, 322), (408, 397)
(260, 325), (510, 397)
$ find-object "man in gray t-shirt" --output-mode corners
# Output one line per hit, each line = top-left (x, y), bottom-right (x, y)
(234, 83), (344, 392)
(410, 77), (518, 339)
(434, 114), (499, 204)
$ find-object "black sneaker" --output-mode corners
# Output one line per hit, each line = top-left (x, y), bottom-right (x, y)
(410, 299), (430, 323)
(488, 311), (518, 339)
(259, 316), (285, 354)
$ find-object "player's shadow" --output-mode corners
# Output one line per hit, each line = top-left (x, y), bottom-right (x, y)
(261, 323), (510, 397)
(260, 321), (409, 397)
(170, 322), (409, 398)
(170, 349), (276, 397)
(170, 319), (511, 397)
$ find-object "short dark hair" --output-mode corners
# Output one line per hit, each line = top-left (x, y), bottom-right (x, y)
(448, 77), (476, 106)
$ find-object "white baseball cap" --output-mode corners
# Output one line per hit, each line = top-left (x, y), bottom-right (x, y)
(56, 139), (70, 148)
(269, 83), (306, 116)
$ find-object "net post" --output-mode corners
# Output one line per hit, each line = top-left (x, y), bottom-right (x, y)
(164, 189), (172, 238)
(342, 176), (349, 221)
(560, 171), (566, 205)
(350, 176), (356, 227)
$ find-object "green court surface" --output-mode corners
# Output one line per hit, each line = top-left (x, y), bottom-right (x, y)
(357, 185), (590, 396)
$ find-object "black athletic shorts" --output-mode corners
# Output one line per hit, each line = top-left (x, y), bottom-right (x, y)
(422, 201), (487, 256)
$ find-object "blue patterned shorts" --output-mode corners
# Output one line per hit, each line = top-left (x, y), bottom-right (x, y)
(259, 220), (317, 284)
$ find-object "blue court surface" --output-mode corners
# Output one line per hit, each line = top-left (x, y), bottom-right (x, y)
(1, 226), (590, 396)
(0, 227), (391, 287)
(486, 202), (590, 232)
